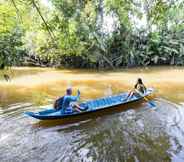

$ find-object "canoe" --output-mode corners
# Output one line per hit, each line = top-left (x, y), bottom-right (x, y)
(25, 88), (154, 120)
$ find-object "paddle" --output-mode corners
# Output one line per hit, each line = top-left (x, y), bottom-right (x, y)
(135, 89), (156, 107)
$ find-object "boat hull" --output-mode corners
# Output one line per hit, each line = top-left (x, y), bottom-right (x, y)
(25, 88), (154, 120)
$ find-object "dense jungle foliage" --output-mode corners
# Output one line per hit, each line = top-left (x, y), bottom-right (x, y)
(0, 0), (184, 69)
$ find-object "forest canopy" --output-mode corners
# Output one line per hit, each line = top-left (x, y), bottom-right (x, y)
(0, 0), (184, 69)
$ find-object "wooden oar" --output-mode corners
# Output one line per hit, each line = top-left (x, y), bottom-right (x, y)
(135, 89), (156, 107)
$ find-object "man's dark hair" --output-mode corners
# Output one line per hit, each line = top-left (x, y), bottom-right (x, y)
(66, 88), (72, 95)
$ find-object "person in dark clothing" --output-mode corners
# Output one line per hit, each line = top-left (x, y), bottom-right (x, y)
(134, 78), (147, 94)
(124, 78), (147, 101)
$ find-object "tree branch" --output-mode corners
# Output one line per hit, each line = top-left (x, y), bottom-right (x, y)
(31, 0), (57, 45)
(10, 0), (23, 24)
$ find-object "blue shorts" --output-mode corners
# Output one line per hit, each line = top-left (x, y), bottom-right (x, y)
(61, 106), (73, 114)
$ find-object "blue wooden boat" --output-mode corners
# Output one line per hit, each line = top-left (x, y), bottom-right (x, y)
(25, 88), (154, 120)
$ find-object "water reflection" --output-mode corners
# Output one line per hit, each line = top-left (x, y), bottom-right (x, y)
(1, 99), (184, 161)
(1, 66), (184, 106)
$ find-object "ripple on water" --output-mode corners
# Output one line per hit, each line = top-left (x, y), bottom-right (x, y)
(1, 98), (184, 161)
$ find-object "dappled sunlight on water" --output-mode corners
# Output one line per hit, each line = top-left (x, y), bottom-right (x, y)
(1, 66), (184, 161)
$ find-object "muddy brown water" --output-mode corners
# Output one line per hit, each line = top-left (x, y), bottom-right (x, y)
(1, 66), (184, 162)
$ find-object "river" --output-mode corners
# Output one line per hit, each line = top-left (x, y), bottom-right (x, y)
(0, 66), (184, 162)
